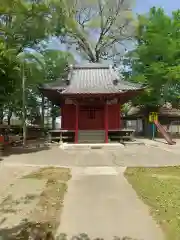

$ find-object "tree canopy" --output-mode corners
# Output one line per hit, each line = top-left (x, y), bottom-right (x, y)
(124, 7), (180, 108)
(1, 1), (180, 126)
(0, 0), (72, 124)
(56, 0), (135, 62)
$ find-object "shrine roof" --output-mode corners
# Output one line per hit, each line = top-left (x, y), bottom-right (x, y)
(40, 63), (144, 95)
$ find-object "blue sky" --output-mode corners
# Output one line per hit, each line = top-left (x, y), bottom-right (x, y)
(135, 0), (180, 14)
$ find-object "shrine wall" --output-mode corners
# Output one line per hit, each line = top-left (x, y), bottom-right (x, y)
(61, 103), (121, 130)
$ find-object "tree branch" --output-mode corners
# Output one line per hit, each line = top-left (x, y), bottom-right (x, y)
(98, 20), (132, 52)
(71, 30), (96, 62)
(95, 0), (125, 52)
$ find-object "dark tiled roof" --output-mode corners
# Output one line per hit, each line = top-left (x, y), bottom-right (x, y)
(40, 63), (144, 94)
(159, 107), (180, 117)
(126, 106), (180, 117)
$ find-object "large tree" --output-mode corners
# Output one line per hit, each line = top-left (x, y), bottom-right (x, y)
(56, 0), (135, 63)
(0, 0), (67, 123)
(41, 49), (74, 129)
(0, 0), (66, 52)
(124, 7), (180, 108)
(0, 0), (66, 99)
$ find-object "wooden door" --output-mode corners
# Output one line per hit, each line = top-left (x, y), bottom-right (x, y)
(79, 106), (104, 130)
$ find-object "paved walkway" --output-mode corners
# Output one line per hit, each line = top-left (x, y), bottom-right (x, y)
(2, 143), (180, 239)
(57, 167), (164, 240)
(3, 143), (180, 167)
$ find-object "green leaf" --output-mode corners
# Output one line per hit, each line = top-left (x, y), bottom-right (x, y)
(124, 7), (180, 107)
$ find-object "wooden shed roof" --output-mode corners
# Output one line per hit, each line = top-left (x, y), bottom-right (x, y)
(126, 106), (180, 117)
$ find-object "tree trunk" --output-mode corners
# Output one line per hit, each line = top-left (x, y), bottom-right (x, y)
(0, 107), (3, 157)
(144, 117), (150, 138)
(51, 103), (56, 130)
(41, 95), (45, 137)
(47, 100), (51, 129)
(52, 117), (56, 130)
(22, 64), (26, 146)
(142, 118), (146, 136)
(0, 109), (4, 124)
(8, 110), (12, 125)
(41, 94), (45, 129)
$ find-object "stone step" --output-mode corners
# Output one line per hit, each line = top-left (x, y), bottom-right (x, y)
(78, 139), (104, 143)
(60, 143), (124, 150)
(123, 141), (145, 146)
(79, 130), (105, 134)
(78, 130), (105, 143)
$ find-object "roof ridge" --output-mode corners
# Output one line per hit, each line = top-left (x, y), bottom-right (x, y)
(72, 63), (109, 70)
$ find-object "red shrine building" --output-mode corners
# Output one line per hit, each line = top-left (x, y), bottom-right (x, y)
(40, 63), (144, 143)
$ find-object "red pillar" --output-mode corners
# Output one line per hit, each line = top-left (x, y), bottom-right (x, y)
(75, 104), (79, 143)
(105, 102), (108, 143)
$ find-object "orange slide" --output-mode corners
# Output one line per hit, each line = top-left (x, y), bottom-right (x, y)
(154, 120), (176, 145)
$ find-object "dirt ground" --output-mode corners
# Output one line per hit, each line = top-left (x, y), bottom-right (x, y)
(0, 166), (71, 239)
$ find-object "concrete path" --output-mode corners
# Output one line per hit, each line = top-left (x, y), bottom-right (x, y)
(57, 167), (164, 240)
(3, 143), (180, 167)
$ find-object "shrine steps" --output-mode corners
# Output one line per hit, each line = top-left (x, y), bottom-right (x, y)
(60, 142), (124, 150)
(78, 130), (105, 143)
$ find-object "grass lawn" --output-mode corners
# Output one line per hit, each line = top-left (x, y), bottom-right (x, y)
(125, 166), (180, 240)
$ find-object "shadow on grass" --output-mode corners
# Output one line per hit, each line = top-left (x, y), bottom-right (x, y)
(0, 221), (52, 240)
(0, 193), (39, 215)
(0, 221), (141, 240)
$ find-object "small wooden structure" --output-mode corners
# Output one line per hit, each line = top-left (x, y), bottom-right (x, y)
(123, 106), (180, 137)
(40, 63), (144, 143)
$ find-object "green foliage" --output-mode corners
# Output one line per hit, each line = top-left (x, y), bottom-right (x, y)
(42, 50), (74, 126)
(125, 7), (180, 107)
(0, 0), (66, 51)
(0, 42), (20, 105)
(0, 0), (136, 124)
(16, 49), (74, 123)
(42, 49), (74, 82)
(0, 0), (69, 124)
(0, 0), (66, 106)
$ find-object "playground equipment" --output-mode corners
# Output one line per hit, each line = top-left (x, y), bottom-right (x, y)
(154, 120), (176, 145)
